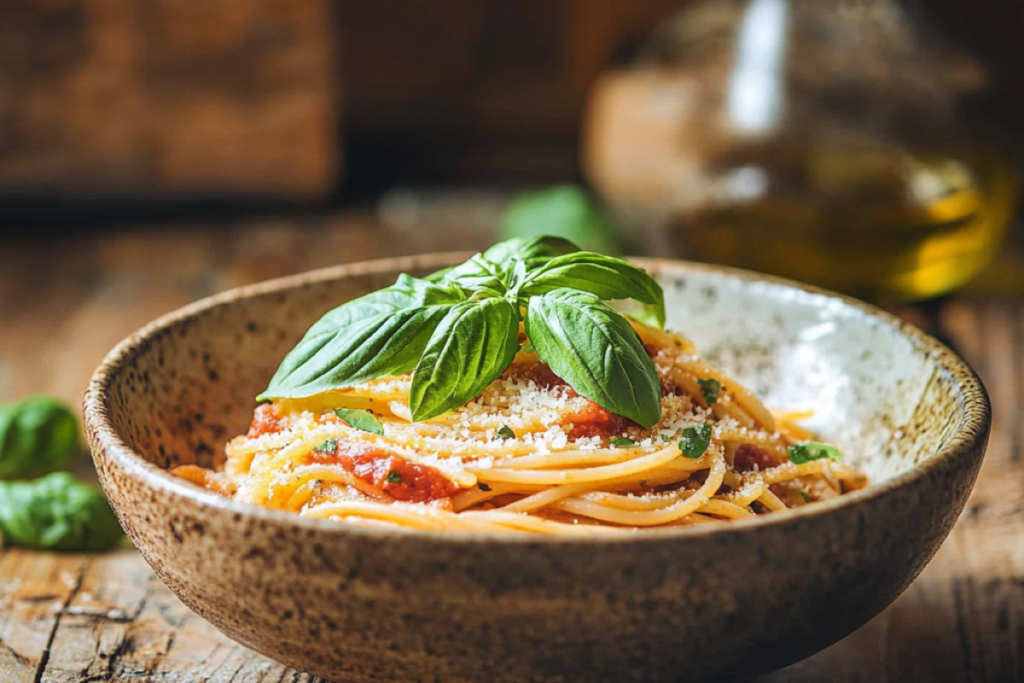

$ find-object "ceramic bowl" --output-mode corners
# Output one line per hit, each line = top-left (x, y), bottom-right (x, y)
(83, 254), (990, 683)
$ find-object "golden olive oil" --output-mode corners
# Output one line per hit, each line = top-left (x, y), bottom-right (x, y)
(668, 146), (1018, 303)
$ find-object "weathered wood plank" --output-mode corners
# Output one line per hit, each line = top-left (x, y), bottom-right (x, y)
(0, 0), (338, 199)
(0, 550), (86, 683)
(41, 549), (324, 682)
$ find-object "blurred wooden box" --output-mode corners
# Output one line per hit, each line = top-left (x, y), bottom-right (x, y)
(0, 0), (338, 202)
(0, 0), (692, 204)
(5, 0), (1016, 202)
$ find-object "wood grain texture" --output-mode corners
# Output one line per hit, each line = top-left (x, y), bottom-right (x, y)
(0, 0), (337, 199)
(0, 213), (1021, 682)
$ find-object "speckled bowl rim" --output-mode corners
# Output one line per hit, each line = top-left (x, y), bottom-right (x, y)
(83, 253), (991, 546)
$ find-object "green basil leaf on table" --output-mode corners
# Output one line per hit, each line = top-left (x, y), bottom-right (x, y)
(0, 396), (80, 480)
(334, 409), (384, 435)
(525, 289), (661, 428)
(520, 252), (666, 328)
(410, 295), (520, 422)
(499, 186), (620, 255)
(258, 279), (462, 400)
(0, 472), (123, 551)
(788, 442), (843, 465)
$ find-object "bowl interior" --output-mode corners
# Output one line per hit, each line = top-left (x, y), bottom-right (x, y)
(104, 256), (965, 492)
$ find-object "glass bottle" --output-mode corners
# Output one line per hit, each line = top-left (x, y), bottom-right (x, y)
(584, 0), (1019, 303)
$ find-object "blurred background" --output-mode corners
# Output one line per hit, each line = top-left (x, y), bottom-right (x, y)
(3, 0), (1024, 397)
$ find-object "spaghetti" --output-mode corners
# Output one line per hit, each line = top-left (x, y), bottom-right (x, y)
(173, 321), (868, 534)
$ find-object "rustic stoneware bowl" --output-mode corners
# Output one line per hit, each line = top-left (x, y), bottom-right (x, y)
(83, 254), (990, 683)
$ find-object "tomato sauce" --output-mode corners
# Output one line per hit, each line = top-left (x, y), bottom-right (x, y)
(734, 444), (779, 473)
(247, 404), (285, 437)
(310, 439), (458, 503)
(525, 362), (638, 440)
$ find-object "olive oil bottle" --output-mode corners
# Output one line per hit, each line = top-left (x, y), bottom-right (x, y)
(669, 146), (1018, 302)
(584, 0), (1020, 303)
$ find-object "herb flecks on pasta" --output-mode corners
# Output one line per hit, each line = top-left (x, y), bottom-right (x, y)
(172, 237), (868, 533)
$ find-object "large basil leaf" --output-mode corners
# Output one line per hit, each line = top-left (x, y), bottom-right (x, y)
(434, 254), (509, 292)
(409, 296), (520, 421)
(428, 236), (581, 292)
(493, 235), (580, 270)
(258, 278), (463, 400)
(0, 397), (80, 480)
(525, 289), (661, 428)
(520, 252), (666, 328)
(0, 472), (123, 551)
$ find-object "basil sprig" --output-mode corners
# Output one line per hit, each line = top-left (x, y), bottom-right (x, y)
(259, 236), (666, 427)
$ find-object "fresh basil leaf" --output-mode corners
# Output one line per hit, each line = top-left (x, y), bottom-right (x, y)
(525, 289), (661, 428)
(434, 254), (509, 292)
(610, 437), (638, 447)
(0, 396), (80, 480)
(483, 235), (580, 268)
(334, 409), (384, 435)
(698, 378), (722, 405)
(679, 423), (712, 458)
(427, 236), (582, 294)
(520, 252), (666, 328)
(409, 296), (520, 422)
(788, 442), (843, 465)
(424, 267), (452, 282)
(509, 235), (581, 270)
(0, 472), (123, 551)
(259, 280), (462, 400)
(495, 425), (515, 440)
(313, 438), (338, 453)
(617, 300), (665, 329)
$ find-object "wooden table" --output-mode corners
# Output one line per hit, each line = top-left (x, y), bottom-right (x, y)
(1, 212), (1022, 682)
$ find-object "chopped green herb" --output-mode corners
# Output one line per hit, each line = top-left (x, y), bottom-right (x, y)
(799, 490), (812, 503)
(335, 409), (384, 435)
(661, 435), (672, 442)
(698, 378), (722, 405)
(679, 423), (712, 458)
(478, 482), (492, 492)
(313, 438), (337, 453)
(787, 442), (843, 465)
(385, 470), (402, 484)
(610, 437), (638, 447)
(495, 425), (516, 440)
